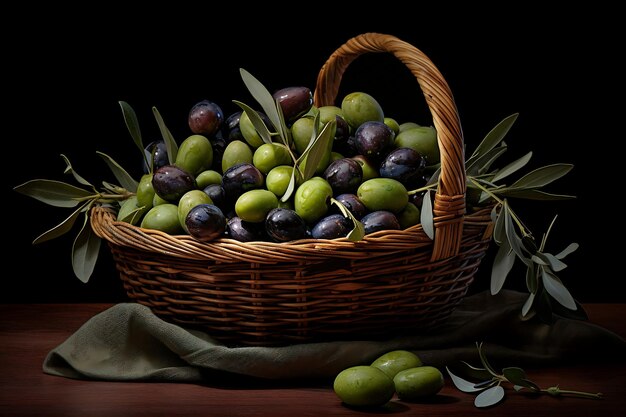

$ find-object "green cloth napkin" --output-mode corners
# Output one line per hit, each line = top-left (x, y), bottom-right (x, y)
(43, 290), (626, 382)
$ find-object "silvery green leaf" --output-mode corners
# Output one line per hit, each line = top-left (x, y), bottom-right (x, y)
(555, 242), (579, 260)
(446, 367), (486, 393)
(479, 144), (509, 174)
(152, 106), (178, 164)
(72, 212), (101, 283)
(61, 154), (92, 187)
(541, 267), (577, 310)
(504, 202), (531, 265)
(275, 97), (292, 146)
(14, 179), (92, 208)
(420, 190), (434, 240)
(492, 151), (533, 183)
(490, 205), (497, 223)
(491, 238), (515, 295)
(452, 361), (493, 381)
(534, 252), (567, 272)
(297, 111), (321, 164)
(502, 367), (527, 386)
(281, 168), (298, 202)
(469, 113), (518, 160)
(302, 119), (335, 181)
(239, 68), (282, 136)
(493, 188), (576, 201)
(466, 145), (507, 176)
(331, 197), (364, 242)
(521, 291), (535, 317)
(476, 342), (498, 376)
(493, 206), (505, 245)
(474, 385), (505, 408)
(119, 101), (148, 168)
(510, 163), (573, 189)
(96, 151), (139, 192)
(32, 201), (89, 244)
(525, 264), (538, 293)
(233, 101), (273, 145)
(540, 215), (558, 251)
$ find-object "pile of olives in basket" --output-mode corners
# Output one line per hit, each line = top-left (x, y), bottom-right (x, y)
(119, 84), (440, 243)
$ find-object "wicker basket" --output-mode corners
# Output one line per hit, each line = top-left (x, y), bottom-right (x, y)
(90, 33), (495, 347)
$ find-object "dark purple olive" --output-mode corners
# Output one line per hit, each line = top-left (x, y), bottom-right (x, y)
(265, 208), (308, 242)
(210, 135), (226, 172)
(361, 210), (400, 235)
(202, 184), (226, 211)
(311, 214), (352, 239)
(272, 86), (313, 122)
(379, 147), (426, 188)
(226, 216), (267, 242)
(221, 163), (264, 204)
(143, 140), (169, 174)
(152, 165), (196, 203)
(185, 204), (226, 242)
(332, 117), (353, 156)
(188, 99), (224, 137)
(354, 121), (395, 164)
(331, 193), (367, 220)
(323, 158), (363, 195)
(221, 111), (245, 143)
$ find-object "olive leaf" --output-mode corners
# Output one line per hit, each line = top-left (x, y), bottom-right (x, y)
(420, 190), (434, 240)
(119, 101), (149, 169)
(239, 68), (283, 139)
(555, 242), (579, 259)
(32, 201), (90, 244)
(301, 119), (335, 181)
(467, 113), (518, 162)
(446, 367), (485, 393)
(466, 145), (508, 176)
(331, 197), (365, 242)
(72, 211), (102, 283)
(491, 238), (515, 295)
(233, 100), (274, 146)
(474, 385), (505, 408)
(493, 188), (576, 200)
(152, 106), (178, 164)
(510, 163), (573, 189)
(61, 154), (93, 187)
(541, 266), (577, 310)
(96, 151), (139, 193)
(14, 179), (93, 208)
(492, 151), (532, 183)
(521, 291), (536, 317)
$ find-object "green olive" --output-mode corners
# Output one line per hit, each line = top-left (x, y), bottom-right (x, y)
(294, 177), (333, 224)
(398, 122), (421, 133)
(266, 165), (300, 198)
(136, 173), (155, 210)
(140, 204), (183, 234)
(357, 178), (408, 214)
(252, 143), (292, 175)
(175, 134), (214, 175)
(397, 202), (421, 229)
(235, 189), (279, 223)
(341, 92), (384, 130)
(152, 193), (169, 207)
(291, 116), (315, 155)
(394, 126), (440, 165)
(177, 190), (213, 232)
(393, 366), (444, 400)
(239, 111), (265, 149)
(384, 117), (400, 135)
(196, 170), (222, 189)
(370, 350), (423, 379)
(333, 366), (395, 407)
(222, 140), (253, 173)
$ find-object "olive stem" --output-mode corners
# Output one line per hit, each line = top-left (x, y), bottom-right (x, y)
(407, 183), (438, 195)
(541, 386), (603, 399)
(76, 192), (135, 203)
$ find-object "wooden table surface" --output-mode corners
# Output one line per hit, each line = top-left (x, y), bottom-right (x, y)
(1, 303), (625, 417)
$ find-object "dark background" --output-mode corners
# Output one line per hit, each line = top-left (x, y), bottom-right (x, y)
(4, 6), (623, 303)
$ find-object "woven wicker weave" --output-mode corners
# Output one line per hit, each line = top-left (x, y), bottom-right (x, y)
(90, 33), (495, 346)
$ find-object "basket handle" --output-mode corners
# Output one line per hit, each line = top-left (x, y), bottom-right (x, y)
(314, 32), (466, 261)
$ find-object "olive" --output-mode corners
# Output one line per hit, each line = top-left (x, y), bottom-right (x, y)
(252, 143), (292, 175)
(185, 204), (227, 242)
(235, 189), (279, 223)
(136, 173), (155, 210)
(265, 208), (308, 242)
(196, 170), (222, 189)
(311, 214), (352, 239)
(202, 184), (226, 212)
(379, 147), (426, 189)
(240, 110), (273, 149)
(357, 178), (408, 214)
(323, 158), (363, 195)
(178, 190), (213, 232)
(141, 203), (183, 234)
(370, 350), (423, 379)
(222, 140), (253, 173)
(210, 135), (226, 173)
(294, 177), (333, 224)
(175, 134), (213, 176)
(331, 193), (367, 220)
(221, 163), (265, 204)
(333, 366), (395, 407)
(143, 140), (169, 174)
(354, 121), (395, 164)
(117, 196), (148, 225)
(226, 216), (267, 242)
(266, 165), (300, 198)
(188, 99), (224, 137)
(393, 366), (444, 400)
(291, 116), (315, 155)
(361, 211), (401, 235)
(272, 86), (313, 122)
(341, 92), (385, 130)
(221, 111), (245, 143)
(398, 121), (421, 133)
(152, 193), (169, 207)
(397, 202), (421, 229)
(351, 155), (379, 181)
(384, 117), (400, 135)
(394, 126), (440, 165)
(151, 165), (197, 203)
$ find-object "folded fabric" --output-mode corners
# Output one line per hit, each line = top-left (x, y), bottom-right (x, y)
(43, 290), (626, 382)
